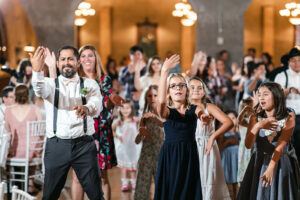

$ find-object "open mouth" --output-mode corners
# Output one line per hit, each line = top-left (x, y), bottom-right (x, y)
(260, 102), (266, 107)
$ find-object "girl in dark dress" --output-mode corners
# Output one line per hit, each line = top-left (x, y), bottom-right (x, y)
(154, 54), (203, 200)
(238, 82), (300, 200)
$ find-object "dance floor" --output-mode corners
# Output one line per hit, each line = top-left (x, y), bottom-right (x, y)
(33, 167), (154, 200)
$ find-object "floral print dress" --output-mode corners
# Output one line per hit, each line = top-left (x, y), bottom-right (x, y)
(94, 75), (117, 170)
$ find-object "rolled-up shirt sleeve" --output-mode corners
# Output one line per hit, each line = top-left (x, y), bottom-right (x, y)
(31, 71), (53, 99)
(85, 79), (103, 117)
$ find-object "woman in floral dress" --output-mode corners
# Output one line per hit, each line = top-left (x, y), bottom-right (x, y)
(72, 45), (123, 200)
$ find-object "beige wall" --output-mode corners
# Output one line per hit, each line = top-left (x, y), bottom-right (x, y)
(0, 0), (37, 70)
(80, 0), (181, 65)
(244, 0), (294, 65)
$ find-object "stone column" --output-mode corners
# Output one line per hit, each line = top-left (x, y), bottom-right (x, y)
(181, 25), (195, 72)
(262, 5), (274, 56)
(190, 0), (251, 64)
(98, 7), (112, 65)
(19, 0), (81, 52)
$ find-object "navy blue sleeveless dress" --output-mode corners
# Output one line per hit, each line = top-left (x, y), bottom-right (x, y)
(154, 105), (202, 200)
(237, 121), (300, 200)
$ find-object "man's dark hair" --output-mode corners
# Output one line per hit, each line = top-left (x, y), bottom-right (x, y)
(1, 86), (14, 99)
(129, 45), (143, 55)
(280, 54), (289, 66)
(57, 45), (80, 60)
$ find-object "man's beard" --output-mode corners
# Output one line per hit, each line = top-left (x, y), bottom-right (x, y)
(61, 64), (76, 78)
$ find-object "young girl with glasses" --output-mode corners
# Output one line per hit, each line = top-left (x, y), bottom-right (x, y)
(154, 55), (203, 199)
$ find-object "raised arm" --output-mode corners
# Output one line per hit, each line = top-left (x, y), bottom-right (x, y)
(157, 54), (180, 118)
(187, 51), (206, 77)
(134, 60), (145, 91)
(30, 46), (53, 99)
(45, 47), (57, 78)
(238, 106), (253, 127)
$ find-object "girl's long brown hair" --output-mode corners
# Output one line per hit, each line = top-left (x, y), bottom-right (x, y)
(255, 82), (289, 120)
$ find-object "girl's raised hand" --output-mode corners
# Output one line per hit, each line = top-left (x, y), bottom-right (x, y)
(134, 60), (145, 73)
(251, 91), (259, 107)
(162, 54), (180, 71)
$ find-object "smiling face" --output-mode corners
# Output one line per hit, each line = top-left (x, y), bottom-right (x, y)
(289, 56), (300, 72)
(80, 49), (96, 74)
(150, 59), (161, 73)
(120, 102), (133, 119)
(168, 76), (187, 104)
(189, 79), (205, 101)
(58, 49), (79, 78)
(258, 86), (274, 111)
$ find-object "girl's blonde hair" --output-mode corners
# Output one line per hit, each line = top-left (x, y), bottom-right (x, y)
(78, 45), (106, 80)
(166, 73), (189, 108)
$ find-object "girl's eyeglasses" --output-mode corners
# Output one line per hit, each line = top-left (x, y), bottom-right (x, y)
(169, 83), (187, 90)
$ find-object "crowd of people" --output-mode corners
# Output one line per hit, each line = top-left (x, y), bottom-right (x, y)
(0, 43), (299, 200)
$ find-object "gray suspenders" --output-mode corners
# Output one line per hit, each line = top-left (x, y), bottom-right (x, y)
(53, 77), (87, 135)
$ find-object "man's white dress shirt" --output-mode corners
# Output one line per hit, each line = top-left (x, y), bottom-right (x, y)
(32, 71), (102, 139)
(275, 68), (300, 115)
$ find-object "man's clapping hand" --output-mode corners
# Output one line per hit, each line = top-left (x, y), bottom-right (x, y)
(29, 46), (46, 72)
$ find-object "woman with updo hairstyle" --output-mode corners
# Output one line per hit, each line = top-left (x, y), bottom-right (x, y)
(4, 84), (42, 193)
(4, 84), (42, 159)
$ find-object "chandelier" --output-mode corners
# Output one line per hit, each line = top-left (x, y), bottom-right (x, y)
(279, 2), (300, 25)
(74, 1), (96, 26)
(172, 0), (197, 27)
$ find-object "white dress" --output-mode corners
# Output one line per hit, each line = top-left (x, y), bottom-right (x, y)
(195, 109), (230, 200)
(114, 121), (142, 170)
(237, 124), (252, 183)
